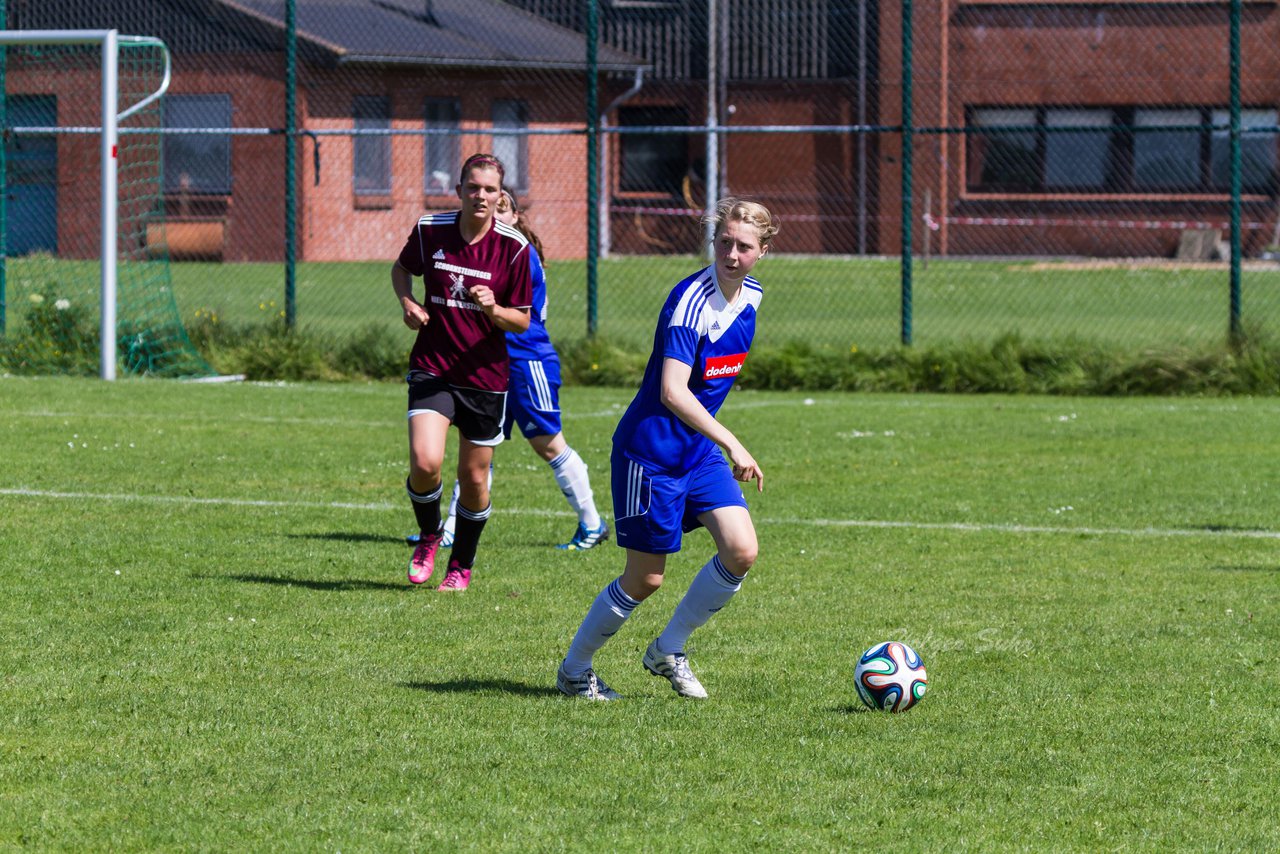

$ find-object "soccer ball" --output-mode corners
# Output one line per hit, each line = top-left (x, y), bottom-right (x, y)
(855, 641), (928, 713)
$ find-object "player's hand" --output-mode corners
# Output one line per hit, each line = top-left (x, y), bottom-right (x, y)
(468, 284), (496, 316)
(728, 446), (764, 493)
(402, 297), (429, 330)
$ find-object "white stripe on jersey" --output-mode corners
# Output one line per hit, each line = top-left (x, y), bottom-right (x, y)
(494, 220), (530, 250)
(668, 271), (762, 340)
(670, 272), (717, 333)
(416, 211), (458, 266)
(417, 211), (459, 228)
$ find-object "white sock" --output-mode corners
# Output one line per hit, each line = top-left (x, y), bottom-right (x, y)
(443, 464), (492, 538)
(657, 555), (744, 655)
(442, 480), (460, 537)
(549, 447), (601, 529)
(561, 578), (640, 677)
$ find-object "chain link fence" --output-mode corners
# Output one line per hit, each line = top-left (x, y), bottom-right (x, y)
(4, 0), (1280, 377)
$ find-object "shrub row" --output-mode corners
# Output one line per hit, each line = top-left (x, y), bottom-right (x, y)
(7, 315), (1280, 396)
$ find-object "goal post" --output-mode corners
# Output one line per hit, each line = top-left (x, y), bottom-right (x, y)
(0, 29), (210, 380)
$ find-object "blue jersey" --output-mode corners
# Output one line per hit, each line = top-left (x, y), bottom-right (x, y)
(504, 245), (557, 363)
(613, 266), (762, 474)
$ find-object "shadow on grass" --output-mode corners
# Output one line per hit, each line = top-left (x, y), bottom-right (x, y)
(209, 573), (407, 592)
(285, 531), (410, 545)
(835, 704), (869, 715)
(402, 679), (560, 698)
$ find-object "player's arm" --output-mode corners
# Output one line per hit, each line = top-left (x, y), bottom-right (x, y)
(467, 284), (530, 333)
(659, 357), (764, 492)
(392, 260), (429, 330)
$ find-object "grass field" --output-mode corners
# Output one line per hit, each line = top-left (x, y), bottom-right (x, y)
(2, 376), (1278, 849)
(7, 255), (1280, 354)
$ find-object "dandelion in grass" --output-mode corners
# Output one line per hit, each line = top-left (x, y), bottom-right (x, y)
(55, 298), (70, 311)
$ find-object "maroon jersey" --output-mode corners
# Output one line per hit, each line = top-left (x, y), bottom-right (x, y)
(397, 211), (533, 392)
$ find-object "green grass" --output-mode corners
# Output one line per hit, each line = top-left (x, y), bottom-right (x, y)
(8, 255), (1280, 354)
(2, 377), (1278, 849)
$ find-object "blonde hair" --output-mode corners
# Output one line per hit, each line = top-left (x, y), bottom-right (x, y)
(702, 197), (779, 246)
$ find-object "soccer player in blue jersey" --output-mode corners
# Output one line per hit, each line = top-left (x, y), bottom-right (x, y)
(557, 198), (779, 701)
(409, 188), (608, 551)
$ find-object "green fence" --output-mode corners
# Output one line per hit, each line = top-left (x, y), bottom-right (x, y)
(4, 0), (1280, 378)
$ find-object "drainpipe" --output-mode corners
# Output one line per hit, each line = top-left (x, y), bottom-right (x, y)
(599, 67), (645, 258)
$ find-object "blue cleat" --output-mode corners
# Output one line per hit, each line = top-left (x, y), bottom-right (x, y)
(557, 521), (610, 551)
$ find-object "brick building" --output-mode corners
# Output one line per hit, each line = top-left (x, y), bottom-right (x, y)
(5, 0), (1279, 261)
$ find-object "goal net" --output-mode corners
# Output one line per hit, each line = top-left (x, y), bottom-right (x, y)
(0, 30), (212, 378)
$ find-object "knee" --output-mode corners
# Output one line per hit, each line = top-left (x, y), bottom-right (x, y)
(719, 541), (757, 576)
(622, 572), (663, 601)
(409, 452), (441, 484)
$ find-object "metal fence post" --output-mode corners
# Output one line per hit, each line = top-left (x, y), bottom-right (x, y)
(900, 0), (914, 346)
(586, 0), (599, 338)
(1229, 0), (1242, 343)
(1, 0), (7, 337)
(285, 0), (298, 329)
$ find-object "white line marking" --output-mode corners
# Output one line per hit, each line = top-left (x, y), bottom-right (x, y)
(4, 488), (1277, 540)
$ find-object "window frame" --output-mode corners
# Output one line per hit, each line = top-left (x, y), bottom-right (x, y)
(616, 104), (692, 197)
(353, 95), (392, 199)
(965, 104), (1278, 197)
(492, 99), (529, 195)
(424, 97), (461, 197)
(163, 93), (233, 196)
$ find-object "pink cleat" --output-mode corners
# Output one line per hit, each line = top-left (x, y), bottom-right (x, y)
(436, 564), (472, 592)
(407, 532), (443, 585)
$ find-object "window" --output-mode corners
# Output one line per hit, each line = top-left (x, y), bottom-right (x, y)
(492, 100), (528, 193)
(967, 106), (1279, 195)
(354, 96), (390, 196)
(163, 94), (231, 194)
(1043, 109), (1113, 190)
(966, 108), (1037, 192)
(1134, 109), (1201, 190)
(618, 105), (689, 195)
(425, 98), (461, 195)
(1211, 109), (1278, 192)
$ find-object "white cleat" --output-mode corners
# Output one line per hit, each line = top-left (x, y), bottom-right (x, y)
(642, 639), (708, 699)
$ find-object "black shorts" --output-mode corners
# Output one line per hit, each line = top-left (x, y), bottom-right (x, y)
(406, 372), (507, 446)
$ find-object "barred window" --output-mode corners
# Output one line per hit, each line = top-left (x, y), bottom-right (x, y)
(492, 100), (529, 194)
(618, 105), (690, 196)
(164, 94), (232, 194)
(967, 106), (1279, 195)
(425, 98), (461, 196)
(353, 96), (391, 196)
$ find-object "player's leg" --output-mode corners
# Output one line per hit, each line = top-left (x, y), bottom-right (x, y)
(405, 409), (452, 584)
(406, 476), (461, 547)
(558, 548), (666, 701)
(437, 387), (505, 591)
(440, 478), (461, 547)
(645, 463), (755, 698)
(513, 357), (607, 549)
(559, 452), (683, 700)
(527, 432), (608, 550)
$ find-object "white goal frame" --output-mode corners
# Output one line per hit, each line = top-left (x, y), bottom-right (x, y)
(0, 29), (170, 380)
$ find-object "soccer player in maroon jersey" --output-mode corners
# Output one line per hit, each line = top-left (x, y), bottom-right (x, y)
(391, 153), (533, 591)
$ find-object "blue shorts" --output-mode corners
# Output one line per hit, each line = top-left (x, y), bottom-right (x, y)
(503, 357), (563, 441)
(610, 448), (748, 554)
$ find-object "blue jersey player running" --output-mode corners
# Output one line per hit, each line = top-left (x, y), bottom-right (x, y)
(411, 188), (607, 551)
(557, 198), (779, 701)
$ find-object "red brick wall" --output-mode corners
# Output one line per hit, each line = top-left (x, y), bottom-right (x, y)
(881, 0), (1280, 257)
